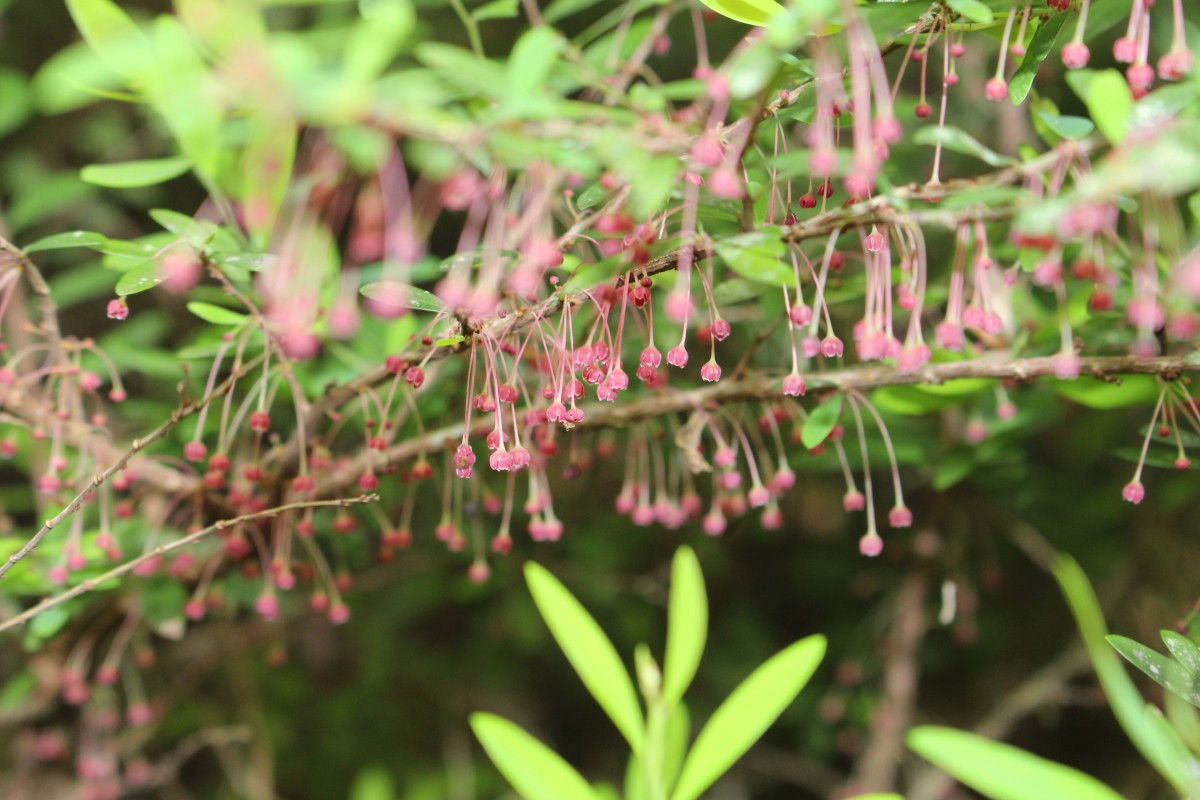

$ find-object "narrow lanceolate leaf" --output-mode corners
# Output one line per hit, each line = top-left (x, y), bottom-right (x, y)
(65, 0), (156, 85)
(697, 0), (784, 27)
(1108, 635), (1200, 708)
(1054, 555), (1199, 794)
(1163, 630), (1200, 676)
(907, 726), (1124, 800)
(23, 230), (107, 253)
(524, 562), (645, 754)
(663, 546), (707, 707)
(470, 713), (601, 800)
(801, 395), (843, 449)
(186, 302), (249, 327)
(81, 157), (191, 188)
(1009, 13), (1066, 105)
(670, 634), (826, 800)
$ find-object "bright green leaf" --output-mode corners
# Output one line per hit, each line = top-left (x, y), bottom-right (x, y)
(802, 396), (843, 449)
(186, 302), (249, 326)
(350, 766), (397, 800)
(671, 635), (826, 800)
(434, 336), (465, 347)
(946, 0), (993, 24)
(474, 0), (518, 21)
(65, 0), (156, 85)
(360, 281), (447, 313)
(1108, 635), (1200, 708)
(663, 546), (707, 707)
(525, 562), (645, 754)
(114, 261), (161, 296)
(23, 231), (108, 254)
(913, 125), (1015, 168)
(907, 726), (1123, 800)
(1163, 631), (1200, 676)
(345, 0), (414, 80)
(1066, 69), (1133, 145)
(506, 26), (566, 106)
(1054, 555), (1200, 793)
(697, 0), (785, 27)
(81, 157), (191, 188)
(716, 231), (788, 286)
(1037, 112), (1095, 141)
(470, 713), (602, 800)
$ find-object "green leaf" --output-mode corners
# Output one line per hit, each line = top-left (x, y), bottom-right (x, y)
(360, 281), (447, 313)
(663, 547), (707, 707)
(907, 726), (1124, 800)
(474, 0), (518, 20)
(1108, 635), (1200, 708)
(1066, 69), (1133, 145)
(544, 0), (604, 23)
(506, 27), (566, 107)
(1009, 13), (1067, 105)
(946, 0), (993, 24)
(147, 15), (223, 181)
(1037, 112), (1095, 141)
(186, 302), (249, 327)
(802, 396), (843, 449)
(1053, 376), (1160, 410)
(434, 335), (465, 347)
(212, 253), (277, 273)
(1054, 555), (1200, 793)
(345, 0), (414, 81)
(561, 257), (620, 295)
(671, 635), (826, 800)
(525, 562), (645, 754)
(81, 157), (191, 188)
(575, 183), (609, 211)
(148, 209), (217, 245)
(715, 231), (788, 286)
(1163, 631), (1200, 676)
(114, 261), (161, 296)
(140, 579), (187, 631)
(65, 0), (156, 85)
(470, 713), (601, 800)
(350, 766), (397, 800)
(913, 125), (1015, 168)
(844, 796), (904, 800)
(697, 0), (785, 27)
(0, 68), (32, 137)
(23, 231), (108, 254)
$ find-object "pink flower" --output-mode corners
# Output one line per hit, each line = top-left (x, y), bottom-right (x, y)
(106, 298), (129, 320)
(1061, 42), (1090, 70)
(1122, 481), (1145, 504)
(700, 360), (722, 382)
(888, 506), (913, 528)
(859, 532), (884, 557)
(985, 78), (1009, 101)
(782, 374), (806, 397)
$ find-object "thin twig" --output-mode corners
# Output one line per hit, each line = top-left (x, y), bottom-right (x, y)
(316, 353), (1199, 497)
(0, 495), (377, 634)
(0, 354), (265, 582)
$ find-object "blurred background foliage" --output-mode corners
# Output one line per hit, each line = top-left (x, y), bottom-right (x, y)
(0, 0), (1199, 798)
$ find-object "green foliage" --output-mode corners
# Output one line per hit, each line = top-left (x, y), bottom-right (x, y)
(1054, 556), (1200, 796)
(907, 725), (1124, 800)
(478, 549), (825, 800)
